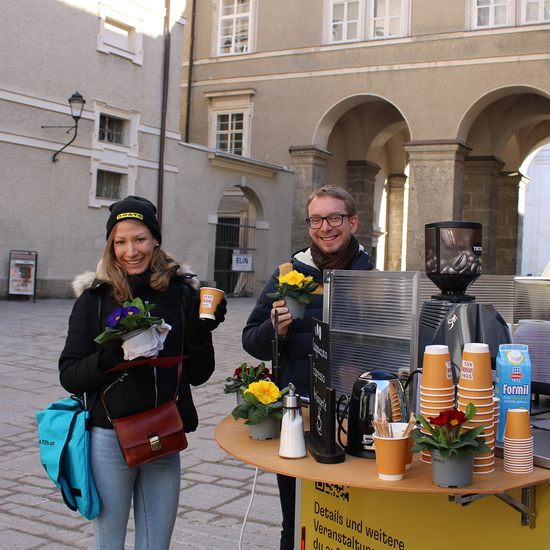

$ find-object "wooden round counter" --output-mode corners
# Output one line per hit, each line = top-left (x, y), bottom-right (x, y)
(215, 415), (550, 495)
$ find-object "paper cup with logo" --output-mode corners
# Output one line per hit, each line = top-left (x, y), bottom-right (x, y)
(199, 287), (225, 320)
(460, 343), (493, 389)
(373, 435), (409, 480)
(421, 344), (454, 389)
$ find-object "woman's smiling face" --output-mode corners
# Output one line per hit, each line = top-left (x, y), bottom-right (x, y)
(113, 220), (157, 275)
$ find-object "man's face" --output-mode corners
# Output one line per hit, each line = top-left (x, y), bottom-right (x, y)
(307, 196), (358, 257)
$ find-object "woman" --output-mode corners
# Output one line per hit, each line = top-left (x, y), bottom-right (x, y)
(59, 195), (226, 550)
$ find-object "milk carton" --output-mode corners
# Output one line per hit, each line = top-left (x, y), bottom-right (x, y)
(495, 344), (531, 443)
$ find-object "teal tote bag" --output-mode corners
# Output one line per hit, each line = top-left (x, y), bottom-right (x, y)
(36, 396), (100, 520)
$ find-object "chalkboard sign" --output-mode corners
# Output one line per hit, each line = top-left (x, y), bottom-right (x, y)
(305, 318), (345, 463)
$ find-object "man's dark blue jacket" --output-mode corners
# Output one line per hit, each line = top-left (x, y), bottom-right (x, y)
(242, 246), (375, 396)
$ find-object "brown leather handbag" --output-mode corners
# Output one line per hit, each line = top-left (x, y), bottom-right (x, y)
(102, 356), (188, 467)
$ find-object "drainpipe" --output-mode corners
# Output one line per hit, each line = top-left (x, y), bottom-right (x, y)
(157, 0), (171, 228)
(184, 0), (197, 143)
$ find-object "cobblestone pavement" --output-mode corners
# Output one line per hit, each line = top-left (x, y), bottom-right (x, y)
(0, 296), (282, 550)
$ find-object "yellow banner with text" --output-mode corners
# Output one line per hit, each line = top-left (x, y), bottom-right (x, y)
(299, 480), (550, 550)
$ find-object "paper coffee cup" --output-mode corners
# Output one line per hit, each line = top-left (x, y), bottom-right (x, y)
(199, 287), (225, 320)
(373, 435), (409, 480)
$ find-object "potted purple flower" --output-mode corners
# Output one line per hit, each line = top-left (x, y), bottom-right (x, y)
(94, 298), (170, 360)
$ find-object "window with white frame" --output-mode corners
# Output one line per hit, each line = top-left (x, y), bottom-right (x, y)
(96, 170), (123, 200)
(89, 101), (140, 207)
(218, 0), (253, 55)
(327, 0), (410, 43)
(332, 1), (362, 42)
(371, 0), (407, 37)
(470, 0), (550, 28)
(206, 89), (255, 157)
(91, 163), (135, 204)
(216, 113), (244, 155)
(97, 3), (144, 65)
(94, 103), (138, 152)
(473, 0), (512, 27)
(521, 0), (550, 23)
(99, 114), (125, 145)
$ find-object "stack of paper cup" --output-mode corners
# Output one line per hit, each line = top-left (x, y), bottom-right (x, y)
(491, 397), (499, 452)
(457, 343), (495, 474)
(419, 345), (456, 464)
(503, 408), (533, 474)
(389, 383), (406, 422)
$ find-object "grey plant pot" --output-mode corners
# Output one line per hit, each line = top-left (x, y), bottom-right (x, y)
(431, 450), (474, 488)
(248, 415), (281, 440)
(284, 297), (306, 319)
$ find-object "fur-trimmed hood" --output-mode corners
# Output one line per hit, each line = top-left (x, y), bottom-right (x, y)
(71, 260), (200, 298)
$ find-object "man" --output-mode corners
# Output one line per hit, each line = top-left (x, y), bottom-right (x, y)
(242, 185), (375, 550)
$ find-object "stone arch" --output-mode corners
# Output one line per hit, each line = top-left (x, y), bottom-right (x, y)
(457, 86), (550, 275)
(310, 94), (411, 269)
(457, 85), (550, 146)
(213, 176), (269, 296)
(313, 94), (410, 155)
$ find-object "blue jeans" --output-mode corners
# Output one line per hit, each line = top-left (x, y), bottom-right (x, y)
(90, 427), (181, 550)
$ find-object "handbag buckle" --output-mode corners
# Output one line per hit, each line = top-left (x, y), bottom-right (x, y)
(149, 434), (161, 451)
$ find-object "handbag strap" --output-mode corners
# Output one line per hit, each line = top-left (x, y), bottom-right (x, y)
(102, 301), (188, 422)
(101, 359), (184, 423)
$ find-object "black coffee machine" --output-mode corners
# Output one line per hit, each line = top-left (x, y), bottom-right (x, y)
(417, 221), (511, 381)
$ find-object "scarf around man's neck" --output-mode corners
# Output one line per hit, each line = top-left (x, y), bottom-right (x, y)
(310, 235), (360, 273)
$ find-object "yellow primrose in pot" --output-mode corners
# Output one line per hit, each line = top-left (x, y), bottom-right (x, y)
(266, 270), (319, 304)
(231, 380), (289, 425)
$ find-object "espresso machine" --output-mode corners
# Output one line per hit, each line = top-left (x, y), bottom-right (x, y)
(417, 221), (512, 381)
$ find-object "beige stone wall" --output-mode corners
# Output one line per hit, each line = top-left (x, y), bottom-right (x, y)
(6, 2), (549, 298)
(182, 1), (550, 277)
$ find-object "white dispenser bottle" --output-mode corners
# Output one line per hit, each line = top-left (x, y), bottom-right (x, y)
(279, 383), (307, 458)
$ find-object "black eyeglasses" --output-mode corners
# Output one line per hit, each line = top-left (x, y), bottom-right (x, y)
(305, 214), (351, 229)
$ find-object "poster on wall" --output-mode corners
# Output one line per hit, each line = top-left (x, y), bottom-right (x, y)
(9, 251), (37, 297)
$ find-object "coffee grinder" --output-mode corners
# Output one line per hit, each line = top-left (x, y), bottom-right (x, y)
(417, 221), (511, 382)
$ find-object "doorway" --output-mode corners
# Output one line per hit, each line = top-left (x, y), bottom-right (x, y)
(214, 216), (256, 296)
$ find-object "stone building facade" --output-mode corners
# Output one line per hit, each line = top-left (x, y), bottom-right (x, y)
(181, 0), (550, 276)
(2, 1), (550, 299)
(0, 0), (293, 298)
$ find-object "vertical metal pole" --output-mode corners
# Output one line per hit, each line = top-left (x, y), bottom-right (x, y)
(272, 310), (281, 388)
(157, 0), (171, 227)
(521, 487), (535, 528)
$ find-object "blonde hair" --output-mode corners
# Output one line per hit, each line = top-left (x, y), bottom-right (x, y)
(101, 220), (177, 304)
(306, 186), (357, 216)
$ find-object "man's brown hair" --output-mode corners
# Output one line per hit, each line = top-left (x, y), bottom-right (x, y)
(306, 186), (357, 216)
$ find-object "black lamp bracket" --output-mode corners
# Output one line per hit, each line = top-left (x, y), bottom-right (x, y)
(41, 92), (85, 162)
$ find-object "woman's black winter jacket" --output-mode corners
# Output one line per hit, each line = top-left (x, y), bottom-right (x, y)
(59, 273), (214, 432)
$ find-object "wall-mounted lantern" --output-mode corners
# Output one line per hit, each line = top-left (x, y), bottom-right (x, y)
(42, 92), (86, 162)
